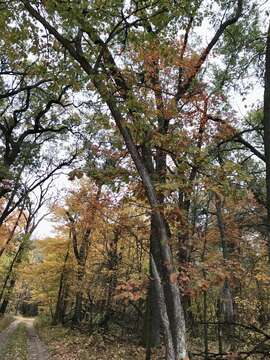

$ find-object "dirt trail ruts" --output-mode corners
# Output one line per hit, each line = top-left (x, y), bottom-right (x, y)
(0, 319), (21, 351)
(24, 318), (50, 360)
(0, 316), (50, 360)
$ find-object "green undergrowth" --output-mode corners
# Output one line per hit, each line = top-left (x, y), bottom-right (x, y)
(0, 315), (14, 332)
(0, 323), (28, 360)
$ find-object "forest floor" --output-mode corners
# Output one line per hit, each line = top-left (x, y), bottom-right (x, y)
(0, 316), (262, 359)
(35, 320), (165, 360)
(0, 316), (49, 359)
(0, 315), (165, 359)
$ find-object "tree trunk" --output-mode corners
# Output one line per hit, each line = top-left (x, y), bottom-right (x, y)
(53, 245), (70, 325)
(0, 278), (15, 315)
(0, 243), (24, 304)
(101, 231), (120, 330)
(177, 197), (195, 336)
(105, 106), (187, 359)
(203, 291), (208, 359)
(263, 21), (270, 262)
(0, 239), (25, 315)
(215, 196), (235, 348)
(144, 213), (162, 350)
(73, 265), (85, 325)
(19, 7), (187, 357)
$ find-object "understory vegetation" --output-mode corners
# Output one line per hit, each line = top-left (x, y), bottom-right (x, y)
(0, 316), (14, 332)
(36, 317), (154, 360)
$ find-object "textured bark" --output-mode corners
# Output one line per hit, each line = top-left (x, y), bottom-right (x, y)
(177, 201), (193, 332)
(144, 214), (162, 351)
(142, 144), (161, 350)
(203, 291), (209, 359)
(102, 231), (120, 330)
(220, 280), (234, 324)
(263, 22), (270, 262)
(215, 196), (235, 346)
(73, 287), (83, 325)
(151, 256), (175, 360)
(104, 91), (187, 359)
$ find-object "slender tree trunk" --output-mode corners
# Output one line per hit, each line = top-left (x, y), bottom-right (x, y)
(102, 231), (120, 330)
(0, 203), (25, 258)
(53, 245), (70, 325)
(217, 299), (223, 355)
(263, 21), (270, 262)
(144, 213), (162, 351)
(0, 243), (24, 305)
(0, 239), (26, 315)
(0, 278), (15, 315)
(142, 145), (161, 352)
(203, 291), (208, 359)
(177, 199), (196, 338)
(68, 186), (102, 326)
(201, 198), (210, 359)
(73, 265), (85, 325)
(215, 196), (235, 348)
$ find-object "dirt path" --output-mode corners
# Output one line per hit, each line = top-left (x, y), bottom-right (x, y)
(0, 319), (21, 352)
(0, 316), (50, 360)
(24, 318), (50, 360)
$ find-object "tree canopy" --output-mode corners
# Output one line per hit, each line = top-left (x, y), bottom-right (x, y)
(0, 1), (269, 359)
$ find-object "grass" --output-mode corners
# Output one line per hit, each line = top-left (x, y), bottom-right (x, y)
(0, 323), (28, 360)
(0, 315), (14, 332)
